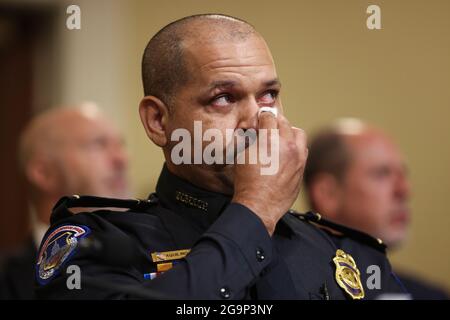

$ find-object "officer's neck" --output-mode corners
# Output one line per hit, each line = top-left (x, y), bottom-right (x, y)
(165, 162), (234, 196)
(32, 197), (56, 226)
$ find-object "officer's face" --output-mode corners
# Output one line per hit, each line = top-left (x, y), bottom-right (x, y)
(53, 115), (130, 199)
(336, 133), (411, 247)
(163, 35), (281, 192)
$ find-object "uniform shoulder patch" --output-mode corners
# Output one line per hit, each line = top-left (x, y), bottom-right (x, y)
(36, 224), (90, 285)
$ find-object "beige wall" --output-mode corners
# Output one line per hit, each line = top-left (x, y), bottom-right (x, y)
(51, 0), (450, 290)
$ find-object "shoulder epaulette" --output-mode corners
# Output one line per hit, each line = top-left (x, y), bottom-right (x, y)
(288, 210), (386, 253)
(50, 193), (159, 225)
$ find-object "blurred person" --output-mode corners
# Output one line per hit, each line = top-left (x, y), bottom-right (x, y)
(0, 104), (130, 299)
(303, 118), (448, 299)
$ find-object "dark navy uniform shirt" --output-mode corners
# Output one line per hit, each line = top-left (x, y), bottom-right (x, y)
(35, 165), (406, 300)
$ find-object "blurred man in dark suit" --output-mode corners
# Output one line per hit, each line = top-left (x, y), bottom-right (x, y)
(0, 103), (130, 299)
(303, 118), (448, 299)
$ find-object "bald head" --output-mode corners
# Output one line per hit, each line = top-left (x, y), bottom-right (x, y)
(304, 119), (411, 248)
(141, 14), (258, 107)
(20, 104), (130, 220)
(304, 119), (395, 191)
(19, 104), (104, 171)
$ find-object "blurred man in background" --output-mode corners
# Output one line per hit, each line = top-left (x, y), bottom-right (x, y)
(0, 103), (130, 299)
(303, 118), (448, 299)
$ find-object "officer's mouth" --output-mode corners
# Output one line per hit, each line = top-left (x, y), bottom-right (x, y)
(390, 208), (410, 227)
(107, 176), (129, 193)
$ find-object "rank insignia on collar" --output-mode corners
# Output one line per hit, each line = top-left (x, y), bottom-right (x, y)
(175, 191), (208, 212)
(333, 249), (365, 299)
(151, 249), (191, 263)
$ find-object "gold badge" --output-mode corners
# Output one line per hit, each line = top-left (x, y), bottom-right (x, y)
(151, 249), (191, 263)
(333, 249), (365, 299)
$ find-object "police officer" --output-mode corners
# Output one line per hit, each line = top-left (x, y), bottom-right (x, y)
(303, 118), (448, 299)
(36, 14), (406, 300)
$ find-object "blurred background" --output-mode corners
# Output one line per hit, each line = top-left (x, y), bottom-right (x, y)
(0, 0), (449, 292)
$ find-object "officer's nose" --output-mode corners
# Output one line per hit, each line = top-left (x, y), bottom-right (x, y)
(394, 169), (410, 201)
(236, 98), (260, 131)
(110, 140), (129, 171)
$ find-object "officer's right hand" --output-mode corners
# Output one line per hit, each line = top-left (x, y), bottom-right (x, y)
(232, 110), (308, 236)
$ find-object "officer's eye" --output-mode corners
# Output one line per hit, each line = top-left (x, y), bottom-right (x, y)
(258, 90), (278, 106)
(85, 136), (109, 150)
(211, 94), (235, 108)
(371, 166), (392, 180)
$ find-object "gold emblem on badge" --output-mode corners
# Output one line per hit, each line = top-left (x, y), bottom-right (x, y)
(333, 249), (365, 299)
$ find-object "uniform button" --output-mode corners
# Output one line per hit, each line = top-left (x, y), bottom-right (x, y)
(256, 248), (265, 262)
(220, 287), (231, 299)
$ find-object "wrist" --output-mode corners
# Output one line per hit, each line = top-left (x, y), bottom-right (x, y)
(231, 195), (276, 236)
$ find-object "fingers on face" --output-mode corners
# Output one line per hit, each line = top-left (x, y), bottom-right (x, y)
(277, 114), (294, 140)
(257, 112), (307, 163)
(258, 111), (278, 130)
(292, 127), (308, 162)
(258, 111), (293, 138)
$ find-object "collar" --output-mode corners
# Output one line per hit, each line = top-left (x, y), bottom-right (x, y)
(154, 164), (232, 233)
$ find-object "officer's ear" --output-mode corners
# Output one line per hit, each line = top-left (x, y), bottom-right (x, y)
(139, 96), (169, 147)
(25, 157), (60, 195)
(309, 173), (342, 219)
